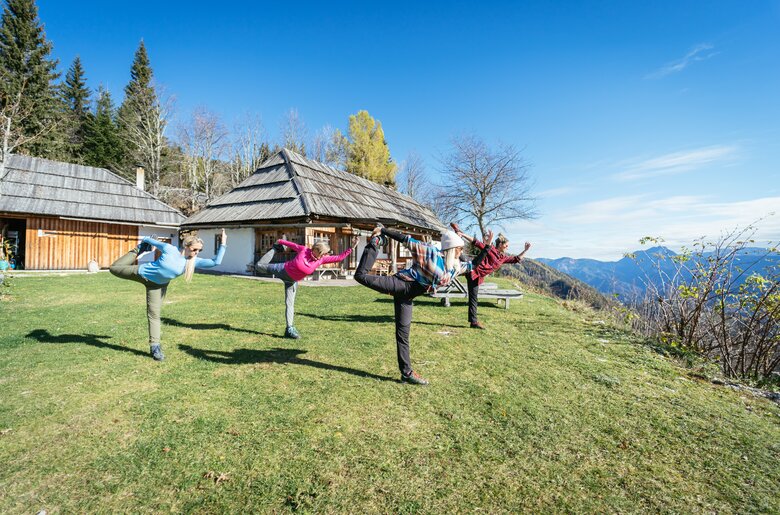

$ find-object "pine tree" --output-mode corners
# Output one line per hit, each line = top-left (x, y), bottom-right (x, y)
(63, 56), (89, 117)
(0, 0), (61, 159)
(60, 56), (90, 161)
(123, 40), (153, 102)
(117, 40), (154, 174)
(82, 86), (122, 170)
(346, 110), (396, 186)
(117, 40), (173, 195)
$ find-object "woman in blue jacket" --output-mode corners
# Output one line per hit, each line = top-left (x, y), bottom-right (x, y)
(109, 229), (227, 361)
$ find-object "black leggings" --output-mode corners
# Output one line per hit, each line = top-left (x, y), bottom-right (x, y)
(354, 241), (426, 376)
(466, 273), (480, 324)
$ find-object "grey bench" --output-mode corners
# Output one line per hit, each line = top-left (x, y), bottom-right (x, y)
(428, 279), (523, 309)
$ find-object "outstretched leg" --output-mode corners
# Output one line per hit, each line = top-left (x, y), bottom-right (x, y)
(254, 247), (278, 276)
(354, 239), (409, 295)
(109, 248), (147, 284)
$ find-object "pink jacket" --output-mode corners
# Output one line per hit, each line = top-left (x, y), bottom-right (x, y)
(279, 240), (353, 282)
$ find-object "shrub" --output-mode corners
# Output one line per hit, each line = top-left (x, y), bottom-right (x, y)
(629, 225), (780, 382)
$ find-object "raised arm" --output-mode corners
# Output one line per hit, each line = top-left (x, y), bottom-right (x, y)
(379, 227), (437, 262)
(379, 227), (407, 244)
(143, 237), (178, 254)
(505, 242), (532, 264)
(194, 243), (226, 269)
(451, 223), (491, 250)
(321, 236), (359, 264)
(321, 247), (352, 264)
(278, 239), (306, 253)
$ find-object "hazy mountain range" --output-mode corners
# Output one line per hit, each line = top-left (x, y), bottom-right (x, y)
(537, 247), (780, 301)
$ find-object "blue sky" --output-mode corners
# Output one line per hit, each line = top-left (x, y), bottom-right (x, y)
(37, 0), (780, 259)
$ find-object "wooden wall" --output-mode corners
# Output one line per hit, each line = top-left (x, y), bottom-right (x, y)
(25, 216), (139, 270)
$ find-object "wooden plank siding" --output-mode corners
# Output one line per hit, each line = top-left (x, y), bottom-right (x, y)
(24, 216), (139, 270)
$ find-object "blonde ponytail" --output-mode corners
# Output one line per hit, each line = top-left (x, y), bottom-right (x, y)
(184, 257), (196, 283)
(443, 248), (458, 272)
(181, 234), (203, 283)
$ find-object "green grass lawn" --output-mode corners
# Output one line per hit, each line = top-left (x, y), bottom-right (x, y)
(1, 273), (779, 513)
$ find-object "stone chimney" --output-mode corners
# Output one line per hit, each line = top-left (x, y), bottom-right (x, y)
(135, 165), (145, 191)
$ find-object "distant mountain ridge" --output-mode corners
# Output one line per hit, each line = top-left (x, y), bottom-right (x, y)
(538, 247), (780, 301)
(496, 259), (617, 310)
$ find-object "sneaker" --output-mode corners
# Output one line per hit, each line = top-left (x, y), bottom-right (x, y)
(136, 240), (152, 254)
(150, 344), (165, 361)
(470, 321), (486, 330)
(401, 370), (429, 386)
(370, 234), (387, 248)
(285, 326), (300, 339)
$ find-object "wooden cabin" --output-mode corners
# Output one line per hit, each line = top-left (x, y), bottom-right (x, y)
(182, 149), (444, 277)
(0, 154), (185, 270)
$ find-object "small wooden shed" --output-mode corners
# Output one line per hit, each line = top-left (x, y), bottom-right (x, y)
(182, 149), (444, 276)
(0, 154), (185, 270)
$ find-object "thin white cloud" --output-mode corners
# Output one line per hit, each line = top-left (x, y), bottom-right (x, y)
(646, 43), (718, 79)
(612, 145), (738, 181)
(538, 186), (578, 198)
(509, 196), (780, 260)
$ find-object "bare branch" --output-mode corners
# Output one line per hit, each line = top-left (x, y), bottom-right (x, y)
(437, 135), (537, 238)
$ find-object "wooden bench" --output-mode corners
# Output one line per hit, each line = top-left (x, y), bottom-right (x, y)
(428, 278), (523, 309)
(313, 267), (342, 280)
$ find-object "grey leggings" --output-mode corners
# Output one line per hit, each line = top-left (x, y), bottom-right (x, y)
(109, 250), (168, 345)
(255, 248), (298, 328)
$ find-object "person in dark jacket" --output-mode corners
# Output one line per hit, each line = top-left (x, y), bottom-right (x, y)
(354, 225), (472, 385)
(451, 223), (531, 329)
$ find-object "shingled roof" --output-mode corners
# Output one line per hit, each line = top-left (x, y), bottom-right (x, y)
(0, 154), (185, 226)
(183, 149), (444, 232)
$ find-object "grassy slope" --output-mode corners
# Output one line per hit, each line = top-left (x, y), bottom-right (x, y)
(0, 274), (778, 513)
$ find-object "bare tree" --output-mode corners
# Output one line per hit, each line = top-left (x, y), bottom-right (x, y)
(310, 125), (328, 163)
(279, 108), (307, 155)
(311, 124), (349, 169)
(438, 135), (537, 239)
(178, 106), (228, 208)
(121, 82), (175, 197)
(0, 78), (58, 189)
(176, 124), (201, 212)
(228, 114), (265, 187)
(398, 150), (428, 201)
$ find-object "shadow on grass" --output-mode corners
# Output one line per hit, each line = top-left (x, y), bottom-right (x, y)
(26, 329), (149, 357)
(297, 311), (463, 329)
(373, 297), (505, 310)
(179, 344), (397, 382)
(161, 317), (285, 338)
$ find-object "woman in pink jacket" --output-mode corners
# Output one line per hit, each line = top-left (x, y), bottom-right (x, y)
(255, 236), (358, 338)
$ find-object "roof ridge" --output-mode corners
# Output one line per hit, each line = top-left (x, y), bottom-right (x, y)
(1, 191), (176, 213)
(281, 148), (433, 212)
(282, 148), (312, 217)
(8, 154), (185, 218)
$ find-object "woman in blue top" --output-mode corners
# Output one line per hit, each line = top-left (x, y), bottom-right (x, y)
(109, 229), (227, 361)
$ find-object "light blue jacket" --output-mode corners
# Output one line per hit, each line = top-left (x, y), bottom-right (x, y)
(138, 237), (226, 285)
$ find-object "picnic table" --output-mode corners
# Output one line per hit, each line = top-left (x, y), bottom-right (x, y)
(313, 266), (342, 280)
(428, 278), (523, 309)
